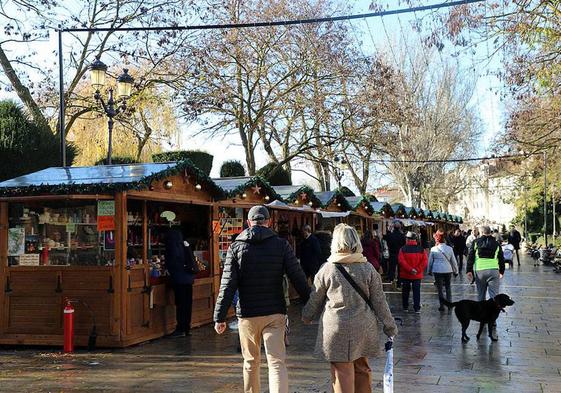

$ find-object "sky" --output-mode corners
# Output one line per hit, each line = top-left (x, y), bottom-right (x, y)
(0, 0), (504, 191)
(178, 0), (504, 188)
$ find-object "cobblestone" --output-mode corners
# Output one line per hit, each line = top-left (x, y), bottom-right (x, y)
(1, 255), (561, 392)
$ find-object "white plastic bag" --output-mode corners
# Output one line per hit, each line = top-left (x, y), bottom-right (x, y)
(383, 340), (393, 393)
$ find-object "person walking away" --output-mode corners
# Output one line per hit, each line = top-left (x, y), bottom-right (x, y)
(508, 225), (522, 266)
(428, 230), (458, 312)
(361, 230), (382, 273)
(302, 224), (398, 393)
(420, 227), (429, 250)
(466, 225), (505, 340)
(165, 228), (196, 337)
(384, 221), (406, 285)
(299, 224), (323, 281)
(451, 229), (467, 274)
(214, 205), (310, 393)
(314, 223), (332, 266)
(493, 228), (501, 243)
(465, 228), (479, 251)
(398, 232), (428, 313)
(501, 236), (515, 269)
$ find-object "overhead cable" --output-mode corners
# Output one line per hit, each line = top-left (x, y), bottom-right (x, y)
(59, 0), (486, 33)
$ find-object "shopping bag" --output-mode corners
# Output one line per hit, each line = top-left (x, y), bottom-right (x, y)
(383, 340), (394, 393)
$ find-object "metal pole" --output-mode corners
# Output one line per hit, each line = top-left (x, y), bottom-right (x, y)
(106, 88), (114, 165)
(524, 185), (528, 239)
(544, 151), (548, 246)
(553, 186), (556, 238)
(58, 28), (66, 167)
(107, 117), (113, 165)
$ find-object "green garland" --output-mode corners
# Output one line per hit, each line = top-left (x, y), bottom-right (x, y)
(285, 186), (322, 207)
(346, 196), (374, 213)
(0, 159), (226, 199)
(319, 191), (353, 211)
(224, 176), (282, 201)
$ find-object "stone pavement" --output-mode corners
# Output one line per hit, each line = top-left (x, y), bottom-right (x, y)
(1, 254), (561, 392)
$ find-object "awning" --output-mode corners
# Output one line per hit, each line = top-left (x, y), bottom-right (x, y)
(319, 211), (351, 218)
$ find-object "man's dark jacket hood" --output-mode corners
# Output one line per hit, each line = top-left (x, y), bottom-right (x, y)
(235, 226), (276, 243)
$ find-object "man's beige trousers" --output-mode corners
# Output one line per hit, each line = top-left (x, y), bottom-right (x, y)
(238, 314), (288, 393)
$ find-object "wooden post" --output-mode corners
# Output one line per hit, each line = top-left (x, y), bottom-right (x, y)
(0, 202), (8, 334)
(115, 192), (127, 341)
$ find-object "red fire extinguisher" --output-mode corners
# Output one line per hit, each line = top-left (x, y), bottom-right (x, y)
(63, 299), (74, 353)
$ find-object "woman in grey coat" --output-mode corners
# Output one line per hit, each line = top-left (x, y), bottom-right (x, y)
(302, 224), (398, 393)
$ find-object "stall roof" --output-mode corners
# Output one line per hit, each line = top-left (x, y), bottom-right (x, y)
(423, 209), (434, 218)
(345, 196), (375, 215)
(390, 203), (408, 218)
(315, 191), (352, 210)
(371, 201), (392, 215)
(212, 176), (281, 201)
(272, 185), (322, 207)
(0, 160), (225, 198)
(404, 206), (420, 218)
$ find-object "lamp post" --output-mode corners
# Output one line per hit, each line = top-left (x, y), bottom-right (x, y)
(90, 56), (134, 165)
(333, 155), (347, 189)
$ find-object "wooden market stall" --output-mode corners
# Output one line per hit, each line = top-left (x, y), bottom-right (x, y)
(315, 191), (353, 232)
(371, 202), (393, 235)
(212, 176), (283, 267)
(0, 161), (224, 347)
(345, 196), (377, 236)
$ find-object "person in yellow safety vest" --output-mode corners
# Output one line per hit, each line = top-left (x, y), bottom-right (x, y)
(466, 225), (506, 341)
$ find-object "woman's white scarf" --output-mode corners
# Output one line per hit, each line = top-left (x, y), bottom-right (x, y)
(327, 252), (368, 264)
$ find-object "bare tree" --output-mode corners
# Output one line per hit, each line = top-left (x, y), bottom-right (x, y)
(378, 47), (480, 208)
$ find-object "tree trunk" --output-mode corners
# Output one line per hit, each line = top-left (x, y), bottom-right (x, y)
(0, 45), (50, 131)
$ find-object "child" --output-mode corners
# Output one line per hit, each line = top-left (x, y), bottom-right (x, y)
(502, 236), (515, 269)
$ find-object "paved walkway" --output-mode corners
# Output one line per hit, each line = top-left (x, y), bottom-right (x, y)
(1, 254), (561, 392)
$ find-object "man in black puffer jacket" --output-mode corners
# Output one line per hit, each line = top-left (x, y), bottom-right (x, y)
(214, 205), (310, 393)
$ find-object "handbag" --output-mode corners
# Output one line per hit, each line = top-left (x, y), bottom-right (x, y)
(334, 264), (374, 311)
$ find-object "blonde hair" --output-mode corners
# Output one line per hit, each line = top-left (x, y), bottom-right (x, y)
(331, 223), (363, 254)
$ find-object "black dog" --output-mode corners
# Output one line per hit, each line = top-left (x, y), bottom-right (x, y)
(440, 294), (515, 343)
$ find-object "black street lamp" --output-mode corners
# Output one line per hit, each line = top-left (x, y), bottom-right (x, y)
(90, 56), (134, 165)
(333, 155), (348, 189)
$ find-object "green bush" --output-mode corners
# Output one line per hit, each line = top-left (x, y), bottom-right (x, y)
(256, 162), (292, 186)
(0, 100), (76, 182)
(220, 160), (245, 177)
(95, 156), (140, 166)
(152, 150), (213, 175)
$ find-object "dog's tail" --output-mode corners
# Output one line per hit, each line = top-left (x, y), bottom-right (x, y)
(439, 297), (459, 308)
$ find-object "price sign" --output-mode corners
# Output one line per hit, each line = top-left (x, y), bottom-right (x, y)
(97, 200), (116, 232)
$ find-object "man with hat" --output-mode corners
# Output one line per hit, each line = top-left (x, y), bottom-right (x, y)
(214, 205), (310, 393)
(398, 231), (428, 313)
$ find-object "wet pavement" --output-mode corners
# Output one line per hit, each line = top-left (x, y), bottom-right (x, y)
(1, 254), (561, 392)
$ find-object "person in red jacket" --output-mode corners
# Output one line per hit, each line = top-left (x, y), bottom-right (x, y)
(398, 231), (428, 313)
